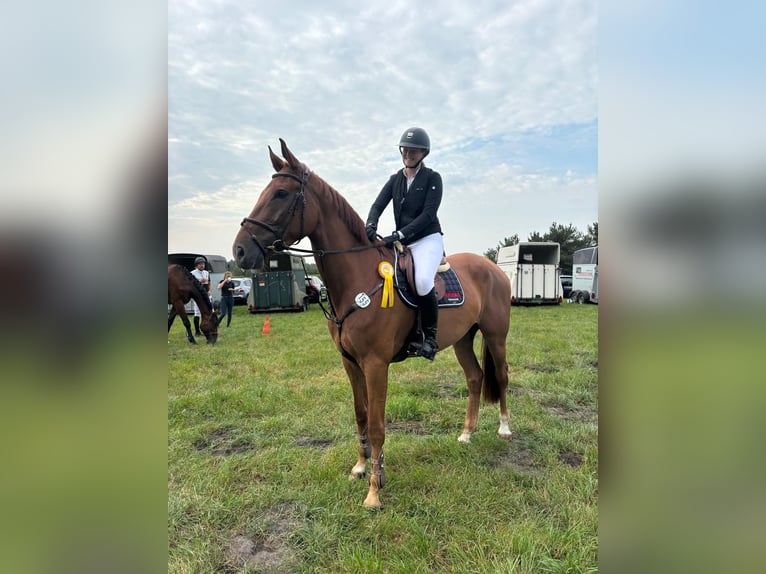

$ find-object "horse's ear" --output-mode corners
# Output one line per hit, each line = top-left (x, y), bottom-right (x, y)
(279, 138), (300, 169)
(269, 145), (285, 172)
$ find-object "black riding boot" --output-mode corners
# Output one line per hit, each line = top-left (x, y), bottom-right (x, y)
(193, 316), (201, 336)
(418, 289), (439, 361)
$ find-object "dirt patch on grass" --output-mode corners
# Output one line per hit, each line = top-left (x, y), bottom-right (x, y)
(525, 363), (559, 373)
(193, 425), (256, 456)
(295, 437), (333, 449)
(558, 450), (584, 467)
(494, 448), (539, 475)
(542, 403), (598, 425)
(492, 436), (541, 475)
(224, 503), (302, 573)
(433, 380), (468, 399)
(508, 386), (543, 398)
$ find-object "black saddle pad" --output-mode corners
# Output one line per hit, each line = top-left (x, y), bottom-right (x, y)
(395, 265), (465, 308)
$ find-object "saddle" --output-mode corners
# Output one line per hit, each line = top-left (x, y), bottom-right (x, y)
(393, 243), (465, 308)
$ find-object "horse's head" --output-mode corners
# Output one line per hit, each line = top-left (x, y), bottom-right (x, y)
(233, 139), (318, 270)
(200, 313), (218, 344)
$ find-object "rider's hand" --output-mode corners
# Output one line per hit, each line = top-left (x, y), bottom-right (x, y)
(365, 223), (377, 242)
(380, 231), (403, 246)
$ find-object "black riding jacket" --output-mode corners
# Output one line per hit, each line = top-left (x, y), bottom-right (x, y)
(366, 166), (443, 244)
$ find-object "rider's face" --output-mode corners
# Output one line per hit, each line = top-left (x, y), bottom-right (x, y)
(400, 147), (425, 166)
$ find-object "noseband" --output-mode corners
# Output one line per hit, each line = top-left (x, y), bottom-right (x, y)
(240, 168), (310, 253)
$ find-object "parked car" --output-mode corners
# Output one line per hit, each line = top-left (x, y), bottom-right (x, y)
(305, 275), (328, 304)
(560, 275), (573, 299)
(231, 277), (252, 305)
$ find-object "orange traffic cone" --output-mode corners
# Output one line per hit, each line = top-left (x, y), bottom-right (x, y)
(262, 314), (271, 335)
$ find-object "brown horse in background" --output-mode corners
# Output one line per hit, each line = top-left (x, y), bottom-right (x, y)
(233, 139), (511, 509)
(168, 264), (218, 344)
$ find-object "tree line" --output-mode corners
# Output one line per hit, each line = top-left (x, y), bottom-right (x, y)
(227, 221), (597, 277)
(483, 222), (597, 275)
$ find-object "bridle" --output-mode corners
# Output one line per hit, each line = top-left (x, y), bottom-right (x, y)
(238, 165), (391, 357)
(240, 168), (310, 255)
(239, 167), (381, 258)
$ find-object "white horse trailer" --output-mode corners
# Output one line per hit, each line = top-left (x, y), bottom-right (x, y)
(496, 242), (562, 305)
(569, 246), (598, 304)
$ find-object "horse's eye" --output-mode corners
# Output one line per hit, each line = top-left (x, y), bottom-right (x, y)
(274, 189), (289, 199)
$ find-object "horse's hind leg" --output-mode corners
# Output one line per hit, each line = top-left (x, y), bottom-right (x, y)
(484, 333), (512, 440)
(453, 329), (483, 443)
(168, 309), (176, 332)
(341, 356), (369, 480)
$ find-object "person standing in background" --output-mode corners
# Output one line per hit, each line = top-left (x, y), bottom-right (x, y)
(190, 256), (211, 335)
(217, 271), (235, 328)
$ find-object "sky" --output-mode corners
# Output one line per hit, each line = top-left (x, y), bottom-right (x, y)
(168, 0), (597, 261)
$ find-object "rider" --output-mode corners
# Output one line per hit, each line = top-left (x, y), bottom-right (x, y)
(190, 256), (211, 335)
(365, 127), (444, 360)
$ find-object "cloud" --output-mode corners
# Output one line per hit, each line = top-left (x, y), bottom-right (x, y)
(168, 0), (598, 257)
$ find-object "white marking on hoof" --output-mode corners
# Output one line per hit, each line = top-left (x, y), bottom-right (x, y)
(349, 462), (366, 479)
(457, 431), (471, 443)
(498, 415), (512, 440)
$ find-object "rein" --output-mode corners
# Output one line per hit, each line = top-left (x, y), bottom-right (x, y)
(239, 167), (392, 362)
(240, 168), (380, 257)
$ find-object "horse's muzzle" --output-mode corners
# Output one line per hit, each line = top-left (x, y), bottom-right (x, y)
(233, 232), (265, 271)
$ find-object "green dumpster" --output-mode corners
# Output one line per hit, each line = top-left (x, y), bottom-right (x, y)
(248, 253), (308, 313)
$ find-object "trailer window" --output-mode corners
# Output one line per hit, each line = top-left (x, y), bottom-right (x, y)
(573, 248), (594, 265)
(205, 256), (228, 273)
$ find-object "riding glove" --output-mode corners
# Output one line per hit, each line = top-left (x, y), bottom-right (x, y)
(381, 231), (403, 246)
(365, 223), (377, 242)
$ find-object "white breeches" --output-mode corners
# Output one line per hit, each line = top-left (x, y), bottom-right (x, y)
(408, 232), (444, 296)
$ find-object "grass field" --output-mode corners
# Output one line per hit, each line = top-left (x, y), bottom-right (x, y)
(168, 301), (598, 573)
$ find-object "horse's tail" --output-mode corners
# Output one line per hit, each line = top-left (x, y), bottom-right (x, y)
(481, 339), (501, 404)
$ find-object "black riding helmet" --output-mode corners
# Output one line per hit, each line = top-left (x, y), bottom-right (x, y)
(398, 127), (430, 157)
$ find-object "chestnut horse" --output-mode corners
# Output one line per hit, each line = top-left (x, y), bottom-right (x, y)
(168, 264), (218, 344)
(233, 139), (511, 509)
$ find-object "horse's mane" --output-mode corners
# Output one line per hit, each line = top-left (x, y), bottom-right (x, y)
(311, 171), (368, 243)
(182, 266), (212, 311)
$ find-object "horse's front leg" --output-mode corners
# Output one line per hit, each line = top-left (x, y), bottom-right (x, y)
(341, 356), (369, 480)
(362, 359), (389, 509)
(172, 302), (196, 344)
(181, 315), (196, 343)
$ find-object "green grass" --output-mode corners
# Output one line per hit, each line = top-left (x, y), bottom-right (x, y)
(169, 302), (598, 573)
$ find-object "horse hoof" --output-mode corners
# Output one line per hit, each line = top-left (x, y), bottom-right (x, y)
(349, 462), (366, 479)
(363, 494), (383, 510)
(497, 431), (513, 441)
(188, 339), (197, 344)
(457, 432), (471, 443)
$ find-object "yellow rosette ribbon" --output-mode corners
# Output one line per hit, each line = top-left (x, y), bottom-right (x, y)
(377, 261), (395, 308)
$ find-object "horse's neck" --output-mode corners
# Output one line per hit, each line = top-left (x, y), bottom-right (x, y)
(189, 288), (211, 317)
(308, 208), (379, 305)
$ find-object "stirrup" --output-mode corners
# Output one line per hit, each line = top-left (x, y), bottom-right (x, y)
(408, 338), (437, 360)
